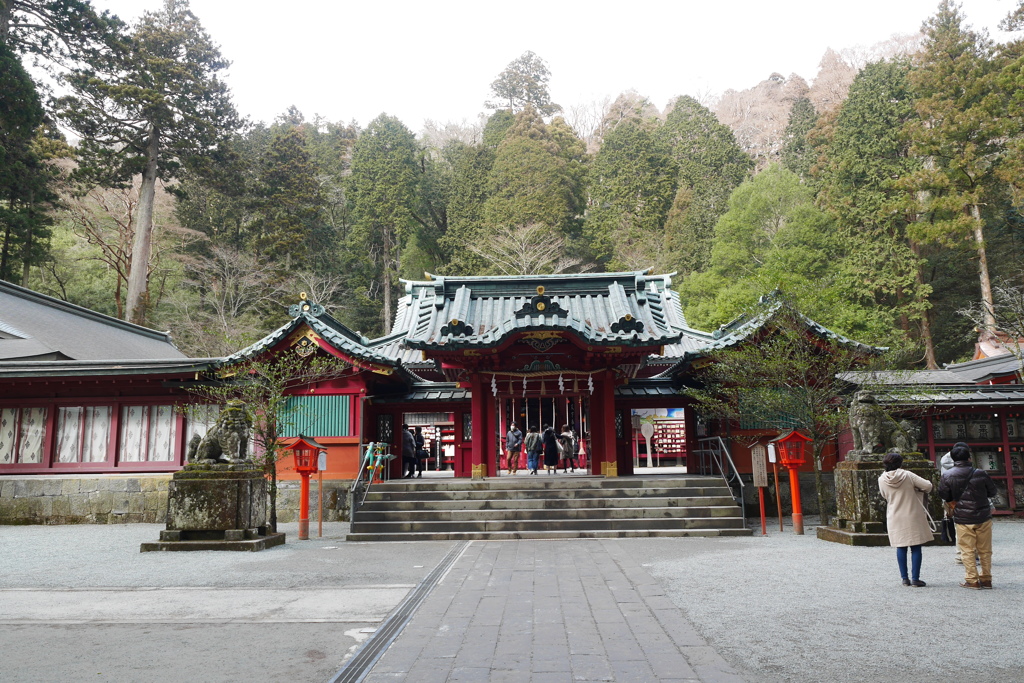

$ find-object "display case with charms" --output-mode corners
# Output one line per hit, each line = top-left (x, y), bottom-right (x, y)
(924, 411), (1016, 512)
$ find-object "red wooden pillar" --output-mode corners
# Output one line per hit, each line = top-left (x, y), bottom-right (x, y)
(469, 374), (490, 478)
(593, 369), (619, 477)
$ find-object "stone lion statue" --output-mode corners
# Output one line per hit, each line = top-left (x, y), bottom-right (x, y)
(849, 390), (884, 453)
(849, 390), (918, 457)
(187, 400), (252, 464)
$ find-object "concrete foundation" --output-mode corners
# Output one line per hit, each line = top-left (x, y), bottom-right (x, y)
(1, 474), (353, 526)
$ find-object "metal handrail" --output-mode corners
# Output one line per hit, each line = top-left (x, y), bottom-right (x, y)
(349, 441), (374, 514)
(350, 442), (396, 513)
(696, 436), (746, 527)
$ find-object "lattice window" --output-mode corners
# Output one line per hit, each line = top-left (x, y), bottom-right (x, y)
(377, 414), (394, 443)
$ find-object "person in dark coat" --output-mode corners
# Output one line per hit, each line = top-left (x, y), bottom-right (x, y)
(938, 443), (997, 589)
(413, 426), (426, 478)
(559, 424), (577, 473)
(505, 423), (523, 475)
(542, 424), (559, 475)
(401, 424), (417, 478)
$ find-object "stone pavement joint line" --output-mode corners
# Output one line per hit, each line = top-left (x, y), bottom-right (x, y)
(363, 539), (748, 683)
(329, 540), (471, 683)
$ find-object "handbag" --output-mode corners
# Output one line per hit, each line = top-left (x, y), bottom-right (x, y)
(940, 516), (956, 544)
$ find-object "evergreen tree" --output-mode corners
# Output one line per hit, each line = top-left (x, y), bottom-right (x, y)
(682, 165), (886, 344)
(780, 97), (818, 180)
(348, 113), (419, 331)
(659, 96), (753, 275)
(901, 0), (1002, 330)
(584, 117), (677, 269)
(55, 0), (239, 324)
(816, 59), (935, 365)
(486, 51), (561, 116)
(250, 125), (321, 268)
(482, 107), (584, 239)
(437, 140), (495, 275)
(0, 42), (58, 284)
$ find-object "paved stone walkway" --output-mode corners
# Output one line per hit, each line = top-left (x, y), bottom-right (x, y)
(363, 539), (747, 683)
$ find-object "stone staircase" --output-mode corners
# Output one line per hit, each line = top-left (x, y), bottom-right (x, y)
(346, 475), (752, 541)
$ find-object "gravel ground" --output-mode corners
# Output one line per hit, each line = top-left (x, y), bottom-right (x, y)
(1, 518), (1021, 682)
(0, 521), (454, 590)
(0, 522), (457, 683)
(637, 516), (1024, 683)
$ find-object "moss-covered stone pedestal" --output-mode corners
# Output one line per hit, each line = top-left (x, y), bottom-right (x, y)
(816, 454), (945, 546)
(140, 464), (285, 552)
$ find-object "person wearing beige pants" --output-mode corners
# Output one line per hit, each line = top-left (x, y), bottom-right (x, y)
(956, 518), (993, 587)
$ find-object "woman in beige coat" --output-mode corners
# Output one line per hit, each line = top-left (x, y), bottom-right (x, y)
(878, 452), (934, 587)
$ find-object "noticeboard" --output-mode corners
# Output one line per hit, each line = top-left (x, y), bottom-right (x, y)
(751, 444), (768, 487)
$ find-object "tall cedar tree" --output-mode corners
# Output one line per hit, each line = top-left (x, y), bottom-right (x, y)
(0, 42), (57, 284)
(659, 96), (753, 275)
(780, 97), (818, 181)
(685, 300), (882, 519)
(483, 107), (585, 241)
(251, 125), (320, 269)
(815, 59), (937, 366)
(585, 117), (677, 269)
(901, 0), (1002, 330)
(56, 0), (238, 324)
(348, 113), (419, 331)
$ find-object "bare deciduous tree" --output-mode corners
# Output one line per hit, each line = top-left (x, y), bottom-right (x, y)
(468, 223), (593, 276)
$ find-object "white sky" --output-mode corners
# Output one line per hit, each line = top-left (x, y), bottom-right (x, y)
(95, 0), (1019, 133)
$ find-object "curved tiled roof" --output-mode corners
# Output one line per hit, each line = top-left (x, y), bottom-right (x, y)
(394, 271), (689, 351)
(221, 307), (399, 369)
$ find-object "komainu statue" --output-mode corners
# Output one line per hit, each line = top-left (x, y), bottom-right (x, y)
(187, 400), (252, 464)
(848, 390), (918, 458)
(849, 390), (884, 454)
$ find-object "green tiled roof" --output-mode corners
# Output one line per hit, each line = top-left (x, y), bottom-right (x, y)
(393, 271), (693, 351)
(221, 306), (400, 369)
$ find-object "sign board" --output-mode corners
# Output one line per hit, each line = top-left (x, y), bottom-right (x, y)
(317, 451), (327, 472)
(767, 443), (777, 463)
(751, 445), (768, 487)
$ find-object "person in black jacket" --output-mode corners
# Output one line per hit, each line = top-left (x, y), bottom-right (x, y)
(938, 443), (997, 589)
(401, 424), (417, 479)
(413, 426), (426, 478)
(542, 424), (559, 475)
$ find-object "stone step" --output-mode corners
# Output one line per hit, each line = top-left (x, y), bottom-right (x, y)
(349, 516), (748, 534)
(347, 475), (749, 542)
(361, 486), (735, 502)
(352, 505), (741, 523)
(357, 496), (738, 512)
(366, 476), (726, 491)
(346, 527), (754, 542)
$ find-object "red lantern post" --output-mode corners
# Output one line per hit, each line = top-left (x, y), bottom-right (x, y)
(283, 435), (324, 540)
(771, 430), (811, 535)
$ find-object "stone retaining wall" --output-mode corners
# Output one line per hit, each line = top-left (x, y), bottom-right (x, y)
(0, 475), (354, 525)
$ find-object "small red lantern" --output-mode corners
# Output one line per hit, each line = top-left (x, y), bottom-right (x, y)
(770, 430), (811, 535)
(282, 435), (324, 540)
(772, 430), (810, 467)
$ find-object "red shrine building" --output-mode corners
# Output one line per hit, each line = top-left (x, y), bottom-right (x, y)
(4, 272), (1024, 522)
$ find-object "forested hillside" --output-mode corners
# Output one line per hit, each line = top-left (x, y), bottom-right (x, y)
(3, 0), (1024, 368)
